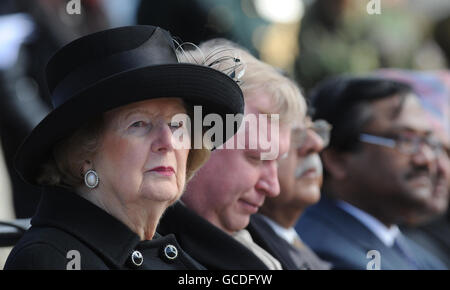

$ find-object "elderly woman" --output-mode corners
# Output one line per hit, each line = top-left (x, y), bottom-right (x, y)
(5, 26), (243, 270)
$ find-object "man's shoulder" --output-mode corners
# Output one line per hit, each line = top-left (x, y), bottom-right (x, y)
(250, 214), (336, 270)
(295, 197), (345, 233)
(158, 201), (213, 234)
(159, 201), (246, 249)
(248, 214), (275, 235)
(295, 199), (373, 265)
(158, 202), (269, 270)
(248, 214), (290, 249)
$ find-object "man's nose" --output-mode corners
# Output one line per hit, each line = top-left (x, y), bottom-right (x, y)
(297, 129), (325, 157)
(436, 149), (450, 179)
(411, 143), (438, 172)
(255, 160), (280, 197)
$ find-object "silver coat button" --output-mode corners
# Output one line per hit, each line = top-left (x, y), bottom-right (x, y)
(131, 250), (143, 266)
(164, 244), (178, 260)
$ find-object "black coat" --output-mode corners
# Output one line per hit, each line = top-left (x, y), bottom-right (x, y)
(247, 214), (331, 270)
(157, 201), (270, 270)
(4, 187), (204, 270)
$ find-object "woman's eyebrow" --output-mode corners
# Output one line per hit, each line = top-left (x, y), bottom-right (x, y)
(113, 108), (153, 129)
(119, 105), (187, 127)
(122, 108), (152, 120)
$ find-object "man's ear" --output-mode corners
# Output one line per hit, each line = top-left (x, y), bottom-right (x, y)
(321, 149), (351, 180)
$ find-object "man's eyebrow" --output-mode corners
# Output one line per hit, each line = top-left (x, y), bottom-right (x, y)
(254, 107), (277, 118)
(389, 125), (433, 136)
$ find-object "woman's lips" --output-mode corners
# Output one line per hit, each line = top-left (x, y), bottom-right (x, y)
(148, 166), (175, 176)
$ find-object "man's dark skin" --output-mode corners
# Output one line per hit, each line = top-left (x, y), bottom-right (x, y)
(321, 93), (440, 227)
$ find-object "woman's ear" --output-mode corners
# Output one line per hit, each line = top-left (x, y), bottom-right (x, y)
(81, 160), (93, 175)
(321, 149), (350, 180)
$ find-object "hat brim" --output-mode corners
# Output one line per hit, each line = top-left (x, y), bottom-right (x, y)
(15, 63), (244, 185)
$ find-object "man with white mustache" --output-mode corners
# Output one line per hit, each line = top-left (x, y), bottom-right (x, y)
(247, 116), (332, 269)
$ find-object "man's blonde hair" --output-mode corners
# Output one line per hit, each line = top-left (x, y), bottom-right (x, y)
(176, 38), (306, 125)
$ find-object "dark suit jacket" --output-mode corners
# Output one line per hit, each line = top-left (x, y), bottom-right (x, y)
(157, 201), (270, 270)
(295, 197), (447, 270)
(5, 187), (204, 270)
(402, 216), (450, 268)
(247, 214), (331, 270)
(419, 214), (450, 252)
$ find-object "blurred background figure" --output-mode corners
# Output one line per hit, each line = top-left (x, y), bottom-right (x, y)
(374, 69), (450, 268)
(0, 0), (110, 220)
(247, 112), (332, 269)
(137, 0), (267, 57)
(137, 0), (310, 72)
(434, 13), (450, 65)
(296, 76), (447, 269)
(0, 0), (110, 268)
(0, 142), (14, 268)
(294, 0), (450, 92)
(140, 0), (450, 90)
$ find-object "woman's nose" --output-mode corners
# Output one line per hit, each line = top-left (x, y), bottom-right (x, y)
(151, 122), (175, 153)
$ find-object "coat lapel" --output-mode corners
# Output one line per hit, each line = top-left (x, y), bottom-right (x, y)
(306, 197), (416, 269)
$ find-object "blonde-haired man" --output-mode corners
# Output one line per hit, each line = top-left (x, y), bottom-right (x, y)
(158, 39), (306, 269)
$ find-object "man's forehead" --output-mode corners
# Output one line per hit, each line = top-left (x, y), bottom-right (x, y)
(244, 87), (280, 114)
(392, 95), (433, 132)
(292, 115), (312, 130)
(368, 93), (432, 133)
(245, 98), (273, 115)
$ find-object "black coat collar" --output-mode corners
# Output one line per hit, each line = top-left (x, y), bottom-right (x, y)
(31, 186), (142, 267)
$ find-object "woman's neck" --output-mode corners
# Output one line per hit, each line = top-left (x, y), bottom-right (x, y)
(78, 188), (166, 240)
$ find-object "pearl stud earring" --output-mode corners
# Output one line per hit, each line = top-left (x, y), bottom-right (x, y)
(84, 169), (99, 189)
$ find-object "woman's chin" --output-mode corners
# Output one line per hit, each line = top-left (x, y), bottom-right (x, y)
(141, 184), (181, 203)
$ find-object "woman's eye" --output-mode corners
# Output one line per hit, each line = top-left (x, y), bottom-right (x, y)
(130, 121), (148, 128)
(170, 121), (184, 129)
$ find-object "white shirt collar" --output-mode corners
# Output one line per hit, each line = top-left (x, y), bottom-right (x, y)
(258, 215), (301, 244)
(336, 200), (400, 247)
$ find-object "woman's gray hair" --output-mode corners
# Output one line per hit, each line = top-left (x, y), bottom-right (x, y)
(36, 116), (104, 188)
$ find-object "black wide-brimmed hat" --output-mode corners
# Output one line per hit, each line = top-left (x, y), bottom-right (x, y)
(15, 25), (244, 185)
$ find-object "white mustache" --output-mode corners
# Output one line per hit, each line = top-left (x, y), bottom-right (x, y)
(294, 154), (323, 178)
